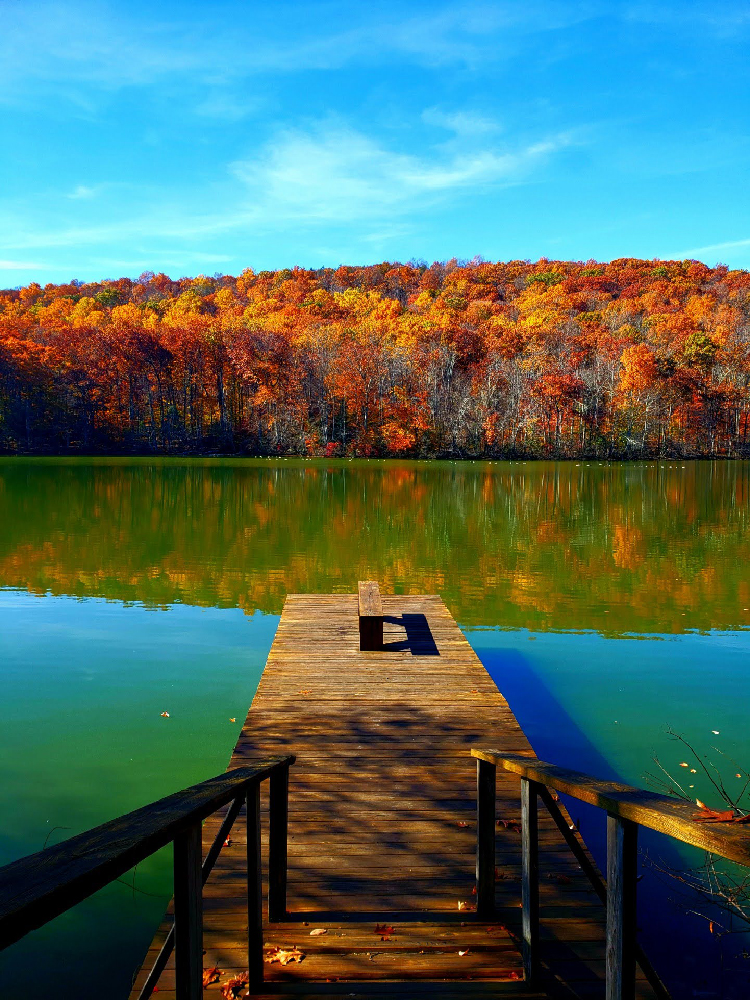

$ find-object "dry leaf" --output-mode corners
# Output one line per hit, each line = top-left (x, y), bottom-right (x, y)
(679, 762), (689, 768)
(375, 923), (395, 940)
(160, 711), (170, 718)
(309, 928), (327, 936)
(457, 820), (469, 827)
(546, 873), (572, 884)
(220, 972), (248, 999)
(458, 949), (469, 956)
(223, 837), (232, 848)
(203, 966), (222, 987)
(692, 803), (750, 823)
(497, 818), (522, 833)
(229, 718), (236, 723)
(457, 901), (476, 912)
(264, 946), (305, 966)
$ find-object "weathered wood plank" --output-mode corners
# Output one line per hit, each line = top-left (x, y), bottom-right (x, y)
(472, 750), (750, 868)
(0, 759), (290, 951)
(358, 581), (384, 650)
(132, 591), (659, 999)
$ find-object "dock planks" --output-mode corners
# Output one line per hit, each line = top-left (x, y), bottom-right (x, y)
(131, 593), (658, 999)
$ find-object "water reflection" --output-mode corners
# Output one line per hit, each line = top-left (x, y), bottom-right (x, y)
(1, 457), (748, 634)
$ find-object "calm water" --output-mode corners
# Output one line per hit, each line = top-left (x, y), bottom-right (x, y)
(1, 458), (749, 999)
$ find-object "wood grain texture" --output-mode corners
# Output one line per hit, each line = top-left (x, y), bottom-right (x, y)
(0, 759), (290, 951)
(471, 751), (750, 868)
(358, 581), (384, 650)
(132, 593), (660, 999)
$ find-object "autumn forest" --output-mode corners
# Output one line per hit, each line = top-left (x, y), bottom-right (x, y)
(2, 258), (749, 457)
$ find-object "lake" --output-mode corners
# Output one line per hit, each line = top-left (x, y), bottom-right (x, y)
(1, 458), (749, 999)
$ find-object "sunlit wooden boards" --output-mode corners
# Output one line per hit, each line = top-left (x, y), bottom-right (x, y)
(131, 593), (658, 999)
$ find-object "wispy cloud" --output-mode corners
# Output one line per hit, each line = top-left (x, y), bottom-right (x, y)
(422, 108), (501, 137)
(0, 259), (47, 270)
(0, 115), (571, 271)
(674, 237), (750, 260)
(0, 1), (599, 108)
(67, 184), (99, 200)
(623, 3), (750, 35)
(230, 121), (571, 224)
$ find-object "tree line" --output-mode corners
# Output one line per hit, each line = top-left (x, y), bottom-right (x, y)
(1, 257), (749, 457)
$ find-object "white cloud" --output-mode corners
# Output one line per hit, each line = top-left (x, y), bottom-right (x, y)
(67, 185), (98, 200)
(422, 108), (501, 137)
(0, 1), (599, 107)
(623, 3), (750, 34)
(230, 123), (569, 223)
(674, 237), (750, 260)
(0, 259), (47, 270)
(0, 116), (570, 269)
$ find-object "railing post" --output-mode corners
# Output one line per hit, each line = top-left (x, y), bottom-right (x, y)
(246, 783), (263, 988)
(173, 821), (203, 1000)
(606, 814), (638, 1000)
(521, 778), (540, 983)
(476, 758), (496, 918)
(268, 763), (289, 922)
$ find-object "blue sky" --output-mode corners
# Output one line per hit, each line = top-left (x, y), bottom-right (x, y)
(1, 0), (749, 285)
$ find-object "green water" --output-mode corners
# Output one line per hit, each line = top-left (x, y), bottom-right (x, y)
(0, 458), (749, 999)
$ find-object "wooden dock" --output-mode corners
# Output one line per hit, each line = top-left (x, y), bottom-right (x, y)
(131, 592), (659, 999)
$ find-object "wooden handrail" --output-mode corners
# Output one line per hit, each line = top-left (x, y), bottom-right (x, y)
(472, 751), (696, 998)
(0, 755), (294, 950)
(472, 750), (750, 867)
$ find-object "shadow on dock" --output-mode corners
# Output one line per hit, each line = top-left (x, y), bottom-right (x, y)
(382, 613), (439, 655)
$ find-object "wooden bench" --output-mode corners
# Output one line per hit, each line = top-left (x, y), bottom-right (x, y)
(358, 580), (383, 650)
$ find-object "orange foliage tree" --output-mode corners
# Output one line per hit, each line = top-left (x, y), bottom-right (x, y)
(2, 259), (750, 457)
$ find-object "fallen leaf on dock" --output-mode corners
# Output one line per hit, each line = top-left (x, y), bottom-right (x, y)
(457, 901), (475, 912)
(160, 711), (169, 718)
(375, 923), (395, 940)
(309, 928), (327, 936)
(693, 802), (750, 823)
(223, 837), (232, 848)
(457, 820), (469, 827)
(497, 818), (522, 833)
(264, 946), (305, 965)
(203, 966), (222, 986)
(220, 972), (248, 998)
(458, 949), (469, 956)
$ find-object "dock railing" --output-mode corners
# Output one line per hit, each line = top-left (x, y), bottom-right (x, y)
(0, 755), (294, 1000)
(473, 749), (750, 1000)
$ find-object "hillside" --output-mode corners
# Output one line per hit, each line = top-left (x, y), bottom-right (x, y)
(2, 258), (749, 457)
